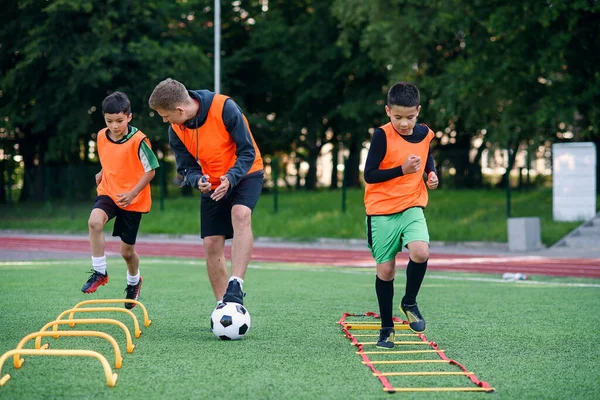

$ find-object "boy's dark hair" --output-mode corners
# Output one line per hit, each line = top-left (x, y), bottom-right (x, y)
(102, 91), (131, 115)
(387, 82), (420, 107)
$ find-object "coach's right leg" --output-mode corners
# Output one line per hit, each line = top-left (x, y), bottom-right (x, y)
(203, 235), (228, 304)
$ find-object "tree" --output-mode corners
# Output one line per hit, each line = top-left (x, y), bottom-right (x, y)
(0, 0), (213, 200)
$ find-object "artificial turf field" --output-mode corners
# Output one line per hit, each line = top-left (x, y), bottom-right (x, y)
(0, 257), (599, 399)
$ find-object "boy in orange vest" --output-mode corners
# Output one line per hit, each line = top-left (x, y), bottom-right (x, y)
(363, 82), (439, 348)
(148, 78), (263, 308)
(82, 91), (159, 309)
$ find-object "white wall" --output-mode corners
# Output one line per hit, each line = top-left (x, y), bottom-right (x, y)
(552, 142), (597, 221)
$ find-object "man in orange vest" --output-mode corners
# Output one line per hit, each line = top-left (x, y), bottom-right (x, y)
(363, 82), (439, 348)
(149, 78), (263, 307)
(82, 92), (159, 309)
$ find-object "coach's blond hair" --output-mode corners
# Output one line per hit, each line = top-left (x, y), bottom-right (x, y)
(148, 78), (189, 110)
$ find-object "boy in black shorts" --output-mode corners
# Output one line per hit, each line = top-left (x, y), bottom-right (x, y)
(82, 92), (159, 309)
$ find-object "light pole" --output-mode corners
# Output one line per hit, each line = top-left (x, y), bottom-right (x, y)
(214, 0), (221, 94)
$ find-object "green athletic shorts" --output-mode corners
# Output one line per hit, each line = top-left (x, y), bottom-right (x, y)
(366, 207), (430, 264)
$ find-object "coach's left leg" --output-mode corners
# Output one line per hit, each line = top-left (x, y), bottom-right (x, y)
(231, 204), (253, 280)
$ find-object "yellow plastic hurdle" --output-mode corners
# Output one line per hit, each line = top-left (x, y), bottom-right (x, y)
(68, 299), (152, 327)
(36, 318), (136, 353)
(13, 330), (123, 369)
(53, 307), (142, 338)
(0, 298), (153, 391)
(0, 349), (118, 388)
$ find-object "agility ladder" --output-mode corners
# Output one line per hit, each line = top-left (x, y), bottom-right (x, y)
(339, 312), (494, 393)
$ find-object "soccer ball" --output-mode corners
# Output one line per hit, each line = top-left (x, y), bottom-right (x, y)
(210, 302), (251, 340)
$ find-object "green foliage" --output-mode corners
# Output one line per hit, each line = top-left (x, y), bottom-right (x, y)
(1, 0), (599, 196)
(0, 0), (213, 165)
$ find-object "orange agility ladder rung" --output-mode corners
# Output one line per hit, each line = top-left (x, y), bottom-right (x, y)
(54, 307), (142, 338)
(375, 371), (475, 377)
(363, 360), (449, 365)
(70, 299), (152, 327)
(350, 333), (418, 337)
(384, 387), (494, 393)
(343, 324), (410, 330)
(359, 350), (444, 355)
(0, 349), (118, 388)
(355, 341), (432, 346)
(13, 330), (123, 370)
(36, 318), (136, 353)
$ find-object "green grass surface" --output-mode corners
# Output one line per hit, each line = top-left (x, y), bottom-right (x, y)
(1, 257), (599, 399)
(0, 187), (592, 245)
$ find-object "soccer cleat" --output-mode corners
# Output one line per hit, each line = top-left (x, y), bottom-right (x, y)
(223, 279), (245, 305)
(81, 270), (108, 294)
(399, 303), (426, 333)
(124, 276), (142, 309)
(376, 327), (396, 349)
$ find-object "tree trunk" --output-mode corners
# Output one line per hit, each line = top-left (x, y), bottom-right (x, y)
(497, 141), (520, 188)
(304, 146), (321, 191)
(329, 141), (339, 190)
(0, 161), (6, 204)
(344, 135), (362, 188)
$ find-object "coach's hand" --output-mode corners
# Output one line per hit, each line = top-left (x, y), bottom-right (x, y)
(211, 175), (230, 201)
(198, 175), (211, 194)
(402, 154), (421, 174)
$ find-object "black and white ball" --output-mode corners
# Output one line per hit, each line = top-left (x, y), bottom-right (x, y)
(210, 302), (251, 340)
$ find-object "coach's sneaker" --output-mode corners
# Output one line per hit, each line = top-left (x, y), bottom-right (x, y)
(223, 279), (245, 305)
(400, 303), (426, 333)
(124, 277), (142, 309)
(81, 270), (108, 294)
(376, 327), (395, 349)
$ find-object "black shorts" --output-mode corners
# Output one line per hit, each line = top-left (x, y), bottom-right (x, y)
(200, 171), (264, 239)
(93, 195), (142, 245)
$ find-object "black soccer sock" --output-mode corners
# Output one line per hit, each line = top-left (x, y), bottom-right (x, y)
(376, 276), (394, 328)
(402, 258), (428, 305)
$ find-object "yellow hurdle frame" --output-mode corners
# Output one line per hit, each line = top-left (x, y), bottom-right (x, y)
(53, 308), (142, 338)
(69, 299), (152, 327)
(36, 318), (136, 353)
(13, 331), (123, 369)
(0, 349), (118, 387)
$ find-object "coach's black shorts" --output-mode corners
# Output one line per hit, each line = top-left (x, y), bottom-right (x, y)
(200, 171), (264, 239)
(93, 195), (143, 245)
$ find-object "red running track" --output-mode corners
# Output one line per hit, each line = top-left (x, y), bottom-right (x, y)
(1, 236), (599, 278)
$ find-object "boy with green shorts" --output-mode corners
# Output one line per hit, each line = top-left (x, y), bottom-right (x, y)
(363, 82), (439, 348)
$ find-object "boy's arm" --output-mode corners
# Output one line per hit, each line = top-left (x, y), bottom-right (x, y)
(222, 99), (256, 187)
(116, 170), (156, 207)
(95, 168), (103, 185)
(363, 129), (405, 183)
(168, 126), (203, 189)
(115, 138), (159, 207)
(424, 150), (436, 175)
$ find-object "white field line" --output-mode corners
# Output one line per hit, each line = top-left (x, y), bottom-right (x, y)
(2, 259), (599, 288)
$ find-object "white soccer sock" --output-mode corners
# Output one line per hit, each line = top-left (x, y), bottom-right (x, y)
(216, 300), (224, 307)
(91, 256), (107, 275)
(127, 271), (140, 286)
(229, 276), (244, 289)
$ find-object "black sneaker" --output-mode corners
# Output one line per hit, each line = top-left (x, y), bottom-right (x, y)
(223, 280), (245, 305)
(81, 270), (108, 294)
(400, 303), (426, 333)
(376, 327), (395, 349)
(124, 277), (142, 309)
